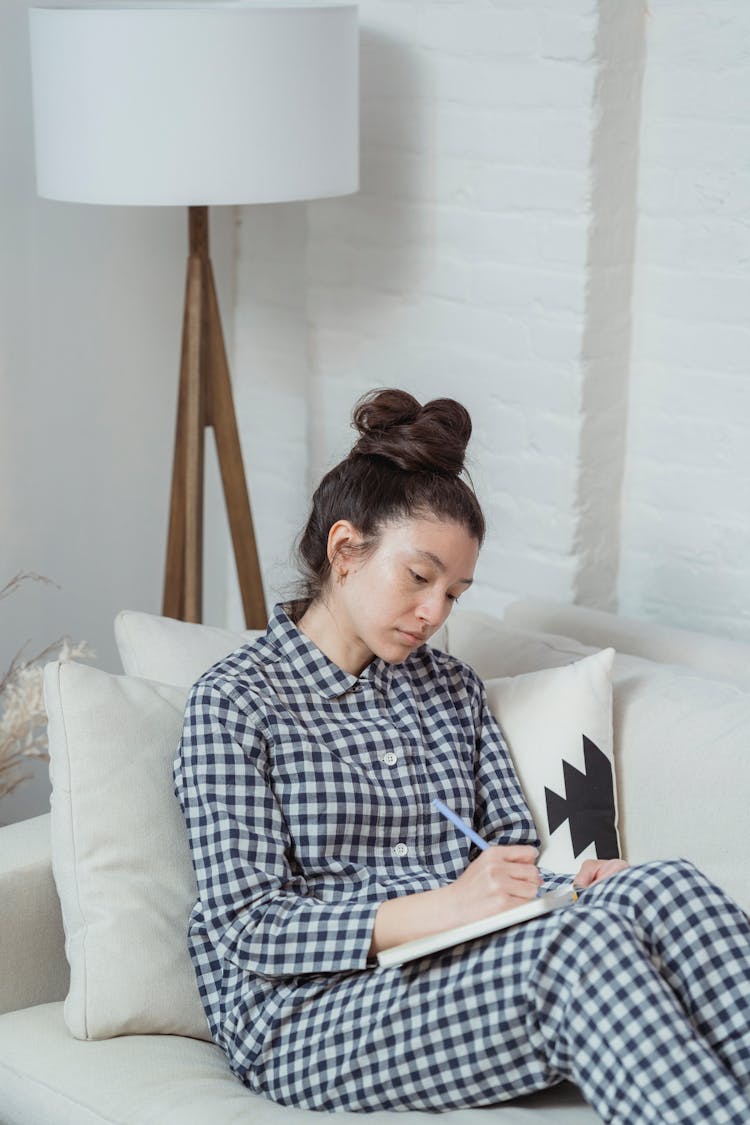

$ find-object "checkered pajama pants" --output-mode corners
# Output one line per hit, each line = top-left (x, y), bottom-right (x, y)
(236, 861), (750, 1121)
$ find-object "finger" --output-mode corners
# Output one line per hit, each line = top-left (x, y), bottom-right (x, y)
(600, 860), (628, 881)
(500, 845), (539, 864)
(483, 854), (540, 884)
(503, 881), (540, 904)
(504, 868), (542, 896)
(480, 859), (539, 890)
(506, 861), (541, 883)
(576, 859), (600, 885)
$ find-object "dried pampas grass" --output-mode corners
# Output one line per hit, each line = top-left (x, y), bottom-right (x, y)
(0, 572), (94, 800)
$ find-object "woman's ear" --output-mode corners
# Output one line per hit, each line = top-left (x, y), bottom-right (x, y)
(327, 520), (363, 576)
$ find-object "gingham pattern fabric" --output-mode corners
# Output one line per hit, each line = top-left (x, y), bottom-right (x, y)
(175, 604), (750, 1121)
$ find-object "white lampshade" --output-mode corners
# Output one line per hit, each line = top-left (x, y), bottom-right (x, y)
(29, 2), (359, 206)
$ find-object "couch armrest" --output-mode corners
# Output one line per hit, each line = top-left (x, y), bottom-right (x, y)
(0, 813), (69, 1015)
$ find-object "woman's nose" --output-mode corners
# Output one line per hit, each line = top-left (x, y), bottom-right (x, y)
(417, 591), (445, 625)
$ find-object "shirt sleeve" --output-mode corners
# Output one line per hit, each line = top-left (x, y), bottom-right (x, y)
(174, 679), (381, 981)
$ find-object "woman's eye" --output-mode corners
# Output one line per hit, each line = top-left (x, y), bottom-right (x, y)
(410, 570), (428, 584)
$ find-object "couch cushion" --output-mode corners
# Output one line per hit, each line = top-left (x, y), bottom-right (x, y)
(114, 609), (263, 685)
(445, 610), (596, 680)
(503, 598), (750, 690)
(611, 652), (750, 913)
(486, 651), (620, 874)
(43, 661), (208, 1041)
(0, 1003), (596, 1125)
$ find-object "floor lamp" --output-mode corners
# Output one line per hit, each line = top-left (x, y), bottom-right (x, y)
(28, 2), (359, 628)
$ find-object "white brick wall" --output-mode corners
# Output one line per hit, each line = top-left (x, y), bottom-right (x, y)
(230, 0), (750, 642)
(233, 0), (600, 625)
(574, 0), (645, 610)
(618, 0), (750, 641)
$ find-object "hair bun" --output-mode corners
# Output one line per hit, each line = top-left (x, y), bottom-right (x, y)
(351, 388), (472, 475)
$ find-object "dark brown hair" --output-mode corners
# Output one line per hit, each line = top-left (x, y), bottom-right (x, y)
(293, 388), (485, 612)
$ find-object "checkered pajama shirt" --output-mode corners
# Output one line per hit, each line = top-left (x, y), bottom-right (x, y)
(175, 604), (750, 1121)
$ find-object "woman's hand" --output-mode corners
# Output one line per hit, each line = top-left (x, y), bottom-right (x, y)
(574, 857), (629, 889)
(443, 844), (541, 926)
(369, 845), (540, 956)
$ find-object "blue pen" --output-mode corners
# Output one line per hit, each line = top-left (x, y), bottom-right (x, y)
(433, 797), (490, 852)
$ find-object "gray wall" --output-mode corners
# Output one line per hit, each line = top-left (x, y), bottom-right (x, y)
(0, 0), (235, 824)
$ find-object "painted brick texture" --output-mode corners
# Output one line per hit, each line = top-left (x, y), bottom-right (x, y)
(619, 0), (750, 641)
(230, 0), (750, 643)
(234, 0), (600, 622)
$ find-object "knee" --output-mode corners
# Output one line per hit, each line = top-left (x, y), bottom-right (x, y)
(633, 857), (701, 884)
(576, 857), (718, 927)
(530, 908), (650, 1016)
(594, 857), (705, 901)
(538, 906), (645, 981)
(632, 857), (709, 899)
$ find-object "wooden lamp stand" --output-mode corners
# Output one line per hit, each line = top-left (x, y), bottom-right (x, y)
(162, 206), (267, 628)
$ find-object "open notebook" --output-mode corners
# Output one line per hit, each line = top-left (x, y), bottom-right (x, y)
(377, 886), (576, 968)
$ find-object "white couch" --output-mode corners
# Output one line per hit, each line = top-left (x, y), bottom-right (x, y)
(1, 599), (749, 1125)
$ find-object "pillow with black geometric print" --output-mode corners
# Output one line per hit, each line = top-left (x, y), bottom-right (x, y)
(484, 648), (620, 875)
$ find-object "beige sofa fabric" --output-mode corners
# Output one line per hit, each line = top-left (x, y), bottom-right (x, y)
(0, 813), (68, 1016)
(445, 610), (595, 680)
(611, 652), (750, 912)
(504, 598), (750, 690)
(0, 1003), (595, 1125)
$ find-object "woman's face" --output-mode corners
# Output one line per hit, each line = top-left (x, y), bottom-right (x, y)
(331, 516), (479, 670)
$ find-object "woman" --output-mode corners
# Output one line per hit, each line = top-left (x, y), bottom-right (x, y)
(175, 388), (750, 1121)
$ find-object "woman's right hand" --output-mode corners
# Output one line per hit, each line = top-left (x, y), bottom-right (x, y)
(369, 844), (540, 956)
(441, 845), (541, 926)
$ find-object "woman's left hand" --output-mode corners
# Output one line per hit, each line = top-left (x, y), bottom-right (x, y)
(574, 858), (629, 889)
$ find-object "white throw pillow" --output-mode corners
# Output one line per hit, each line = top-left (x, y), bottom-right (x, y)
(485, 649), (620, 875)
(115, 609), (262, 685)
(44, 660), (210, 1042)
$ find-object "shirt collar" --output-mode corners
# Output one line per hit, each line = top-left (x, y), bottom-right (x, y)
(265, 603), (394, 700)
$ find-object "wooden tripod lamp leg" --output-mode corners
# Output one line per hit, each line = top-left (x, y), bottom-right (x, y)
(205, 260), (268, 630)
(163, 206), (268, 629)
(163, 244), (206, 623)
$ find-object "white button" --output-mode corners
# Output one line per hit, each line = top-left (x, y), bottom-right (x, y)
(382, 752), (398, 766)
(393, 842), (408, 858)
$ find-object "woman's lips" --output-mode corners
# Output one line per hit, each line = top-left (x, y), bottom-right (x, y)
(399, 629), (425, 644)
